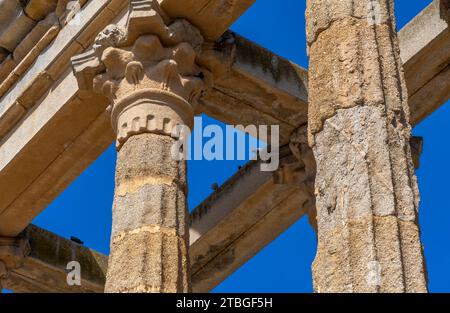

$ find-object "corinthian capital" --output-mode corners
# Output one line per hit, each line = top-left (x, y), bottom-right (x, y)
(71, 0), (210, 149)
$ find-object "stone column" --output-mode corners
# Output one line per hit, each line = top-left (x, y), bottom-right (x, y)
(105, 89), (197, 293)
(305, 0), (428, 292)
(71, 1), (208, 293)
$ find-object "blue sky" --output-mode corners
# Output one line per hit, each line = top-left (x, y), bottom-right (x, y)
(22, 0), (449, 293)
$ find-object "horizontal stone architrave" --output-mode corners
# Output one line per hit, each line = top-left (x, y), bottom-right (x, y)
(400, 0), (450, 125)
(2, 155), (311, 293)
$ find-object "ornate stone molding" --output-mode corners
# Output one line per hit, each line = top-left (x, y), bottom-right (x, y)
(288, 126), (317, 230)
(271, 129), (318, 230)
(306, 0), (427, 292)
(0, 237), (30, 289)
(71, 0), (210, 150)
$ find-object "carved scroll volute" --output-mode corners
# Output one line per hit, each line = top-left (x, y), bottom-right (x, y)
(71, 0), (211, 150)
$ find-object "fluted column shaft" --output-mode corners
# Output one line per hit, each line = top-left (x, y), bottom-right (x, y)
(105, 96), (192, 293)
(306, 0), (428, 292)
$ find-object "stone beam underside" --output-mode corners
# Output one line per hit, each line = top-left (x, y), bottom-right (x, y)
(0, 0), (446, 238)
(159, 0), (257, 41)
(205, 0), (450, 134)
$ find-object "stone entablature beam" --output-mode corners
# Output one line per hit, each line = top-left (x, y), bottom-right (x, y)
(2, 225), (106, 293)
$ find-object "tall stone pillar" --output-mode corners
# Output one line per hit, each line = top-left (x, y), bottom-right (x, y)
(305, 0), (428, 292)
(71, 1), (208, 293)
(105, 84), (198, 293)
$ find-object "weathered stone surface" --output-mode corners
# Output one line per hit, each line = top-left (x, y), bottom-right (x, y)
(0, 10), (36, 52)
(410, 136), (423, 169)
(13, 13), (59, 63)
(2, 149), (311, 293)
(107, 132), (190, 293)
(113, 134), (188, 239)
(289, 126), (317, 229)
(400, 0), (450, 125)
(0, 0), (445, 292)
(106, 223), (189, 293)
(113, 184), (188, 237)
(0, 0), (21, 25)
(0, 0), (122, 128)
(71, 1), (209, 293)
(190, 147), (312, 292)
(160, 0), (256, 40)
(306, 0), (428, 293)
(0, 133), (425, 293)
(0, 101), (26, 140)
(0, 14), (61, 102)
(0, 70), (111, 237)
(56, 0), (89, 26)
(0, 236), (30, 290)
(0, 65), (55, 107)
(115, 133), (187, 187)
(2, 225), (106, 293)
(0, 47), (7, 64)
(25, 0), (58, 21)
(76, 4), (117, 49)
(0, 0), (25, 52)
(0, 26), (309, 243)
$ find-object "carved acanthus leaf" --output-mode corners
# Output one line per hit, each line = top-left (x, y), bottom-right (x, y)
(93, 35), (204, 103)
(289, 125), (316, 182)
(71, 0), (207, 93)
(70, 0), (213, 149)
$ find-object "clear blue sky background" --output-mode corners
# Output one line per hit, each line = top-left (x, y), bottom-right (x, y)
(19, 0), (449, 293)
